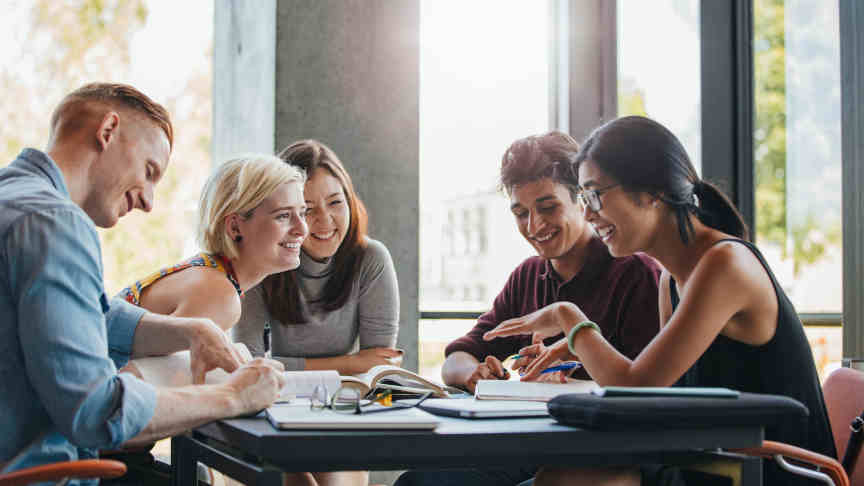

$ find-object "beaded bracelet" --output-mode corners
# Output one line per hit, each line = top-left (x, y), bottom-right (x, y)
(567, 320), (601, 355)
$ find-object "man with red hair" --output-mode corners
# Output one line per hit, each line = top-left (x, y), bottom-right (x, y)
(0, 83), (286, 484)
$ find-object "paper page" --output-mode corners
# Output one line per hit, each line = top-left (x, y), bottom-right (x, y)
(131, 343), (253, 387)
(357, 364), (446, 389)
(281, 370), (341, 398)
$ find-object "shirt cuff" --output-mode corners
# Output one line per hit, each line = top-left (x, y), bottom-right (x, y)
(106, 373), (157, 449)
(106, 297), (146, 368)
(444, 341), (487, 362)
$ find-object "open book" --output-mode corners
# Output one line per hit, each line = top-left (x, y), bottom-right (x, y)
(340, 364), (459, 398)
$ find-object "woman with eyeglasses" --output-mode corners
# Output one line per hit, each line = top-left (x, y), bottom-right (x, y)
(484, 116), (835, 486)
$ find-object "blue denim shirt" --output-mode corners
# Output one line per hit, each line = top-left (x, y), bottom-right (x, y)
(0, 149), (157, 484)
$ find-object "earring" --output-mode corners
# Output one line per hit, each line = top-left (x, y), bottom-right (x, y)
(234, 235), (243, 243)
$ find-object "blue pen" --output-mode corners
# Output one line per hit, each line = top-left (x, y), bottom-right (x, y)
(539, 361), (582, 375)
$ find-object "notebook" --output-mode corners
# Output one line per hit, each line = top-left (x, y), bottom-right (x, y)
(418, 398), (549, 419)
(265, 403), (439, 430)
(474, 379), (598, 402)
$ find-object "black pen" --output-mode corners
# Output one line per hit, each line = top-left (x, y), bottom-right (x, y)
(263, 321), (272, 359)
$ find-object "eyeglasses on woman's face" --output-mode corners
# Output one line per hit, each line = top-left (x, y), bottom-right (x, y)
(310, 384), (432, 415)
(577, 183), (621, 212)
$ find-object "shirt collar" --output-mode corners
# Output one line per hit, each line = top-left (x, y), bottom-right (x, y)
(540, 236), (613, 285)
(299, 248), (334, 278)
(12, 148), (71, 199)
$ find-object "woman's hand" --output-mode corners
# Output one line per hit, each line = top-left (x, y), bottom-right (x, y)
(483, 302), (588, 344)
(519, 338), (576, 382)
(509, 342), (548, 375)
(513, 343), (569, 383)
(348, 347), (403, 374)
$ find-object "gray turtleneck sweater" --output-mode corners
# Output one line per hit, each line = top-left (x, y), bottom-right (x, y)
(232, 237), (400, 370)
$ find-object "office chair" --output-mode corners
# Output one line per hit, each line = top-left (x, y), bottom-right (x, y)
(0, 459), (126, 486)
(734, 367), (864, 486)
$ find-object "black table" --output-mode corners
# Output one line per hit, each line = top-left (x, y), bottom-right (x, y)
(170, 414), (764, 485)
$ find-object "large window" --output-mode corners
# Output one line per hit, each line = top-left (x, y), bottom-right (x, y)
(418, 0), (550, 379)
(618, 0), (702, 171)
(0, 0), (214, 295)
(753, 0), (842, 377)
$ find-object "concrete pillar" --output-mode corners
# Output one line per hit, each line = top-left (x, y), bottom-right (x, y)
(214, 0), (420, 371)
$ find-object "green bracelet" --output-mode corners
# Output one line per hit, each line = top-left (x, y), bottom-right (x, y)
(567, 320), (600, 355)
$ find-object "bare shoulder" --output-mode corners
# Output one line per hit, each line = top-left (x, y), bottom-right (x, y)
(186, 266), (241, 298)
(691, 240), (772, 295)
(152, 266), (242, 329)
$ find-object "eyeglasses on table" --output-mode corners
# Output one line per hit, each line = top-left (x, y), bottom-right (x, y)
(310, 384), (433, 415)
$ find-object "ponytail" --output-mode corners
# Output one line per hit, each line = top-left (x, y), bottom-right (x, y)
(692, 181), (749, 241)
(575, 116), (750, 245)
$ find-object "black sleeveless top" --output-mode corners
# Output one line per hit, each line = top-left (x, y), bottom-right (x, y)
(671, 239), (835, 485)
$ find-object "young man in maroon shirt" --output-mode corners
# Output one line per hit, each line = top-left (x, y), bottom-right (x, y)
(441, 131), (662, 393)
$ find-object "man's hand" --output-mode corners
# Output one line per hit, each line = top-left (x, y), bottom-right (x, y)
(225, 358), (287, 415)
(347, 347), (403, 375)
(185, 318), (248, 384)
(463, 356), (510, 393)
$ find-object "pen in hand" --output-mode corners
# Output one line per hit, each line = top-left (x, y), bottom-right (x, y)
(263, 321), (272, 359)
(538, 361), (582, 375)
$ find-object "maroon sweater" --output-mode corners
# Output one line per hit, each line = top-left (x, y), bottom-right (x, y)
(446, 237), (662, 375)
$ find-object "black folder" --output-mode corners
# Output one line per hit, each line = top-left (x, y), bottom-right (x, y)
(548, 391), (808, 430)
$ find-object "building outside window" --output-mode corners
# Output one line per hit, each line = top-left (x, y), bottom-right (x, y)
(418, 0), (548, 379)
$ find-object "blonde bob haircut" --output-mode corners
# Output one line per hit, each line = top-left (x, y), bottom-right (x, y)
(198, 154), (306, 260)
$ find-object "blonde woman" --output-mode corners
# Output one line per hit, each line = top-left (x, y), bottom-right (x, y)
(119, 154), (308, 338)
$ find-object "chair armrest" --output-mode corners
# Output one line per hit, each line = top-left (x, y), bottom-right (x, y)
(732, 440), (848, 486)
(0, 459), (127, 486)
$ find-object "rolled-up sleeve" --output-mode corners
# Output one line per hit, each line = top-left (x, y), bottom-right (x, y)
(105, 297), (146, 368)
(6, 210), (156, 449)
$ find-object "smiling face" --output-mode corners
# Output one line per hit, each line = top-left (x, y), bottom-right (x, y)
(84, 117), (170, 228)
(509, 178), (593, 264)
(302, 168), (350, 261)
(235, 181), (308, 273)
(577, 159), (659, 257)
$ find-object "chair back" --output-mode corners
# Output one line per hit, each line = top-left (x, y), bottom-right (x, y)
(824, 367), (864, 486)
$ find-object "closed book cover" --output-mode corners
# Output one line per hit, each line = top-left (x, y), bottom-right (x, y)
(418, 398), (549, 418)
(265, 403), (439, 430)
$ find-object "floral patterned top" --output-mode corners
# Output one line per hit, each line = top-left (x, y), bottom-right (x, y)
(119, 253), (242, 306)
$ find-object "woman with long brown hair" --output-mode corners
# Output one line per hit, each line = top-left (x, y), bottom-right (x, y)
(232, 140), (400, 486)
